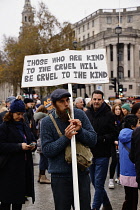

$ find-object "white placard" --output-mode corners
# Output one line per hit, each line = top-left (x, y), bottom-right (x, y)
(21, 49), (109, 87)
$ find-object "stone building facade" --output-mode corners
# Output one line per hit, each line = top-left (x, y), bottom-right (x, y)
(73, 6), (140, 99)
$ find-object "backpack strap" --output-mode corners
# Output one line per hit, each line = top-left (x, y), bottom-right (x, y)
(49, 114), (63, 137)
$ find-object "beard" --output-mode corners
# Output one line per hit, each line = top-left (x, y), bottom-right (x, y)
(55, 106), (71, 122)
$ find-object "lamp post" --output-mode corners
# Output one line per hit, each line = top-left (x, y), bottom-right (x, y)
(115, 25), (122, 98)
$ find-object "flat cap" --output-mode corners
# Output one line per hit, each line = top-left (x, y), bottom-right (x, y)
(50, 89), (71, 103)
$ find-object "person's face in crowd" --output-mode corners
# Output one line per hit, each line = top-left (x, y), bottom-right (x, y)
(135, 108), (140, 119)
(76, 99), (84, 109)
(26, 102), (33, 109)
(13, 112), (24, 121)
(55, 97), (70, 122)
(115, 105), (121, 116)
(92, 93), (104, 111)
(122, 108), (128, 116)
(114, 99), (121, 105)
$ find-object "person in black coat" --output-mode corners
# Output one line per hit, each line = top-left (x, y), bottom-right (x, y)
(0, 99), (36, 210)
(130, 126), (140, 189)
(85, 90), (118, 210)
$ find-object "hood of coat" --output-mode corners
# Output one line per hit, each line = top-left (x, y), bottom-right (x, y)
(119, 128), (133, 144)
(34, 112), (47, 122)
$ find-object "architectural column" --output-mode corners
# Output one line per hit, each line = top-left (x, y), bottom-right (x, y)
(124, 44), (128, 78)
(85, 84), (89, 97)
(77, 89), (80, 97)
(130, 44), (134, 78)
(81, 88), (85, 98)
(106, 45), (110, 77)
(113, 45), (117, 77)
(91, 84), (94, 95)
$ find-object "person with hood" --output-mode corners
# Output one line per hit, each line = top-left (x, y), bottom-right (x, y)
(86, 90), (117, 210)
(119, 114), (139, 210)
(0, 99), (36, 210)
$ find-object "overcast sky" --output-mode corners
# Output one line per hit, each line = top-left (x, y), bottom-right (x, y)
(0, 0), (139, 48)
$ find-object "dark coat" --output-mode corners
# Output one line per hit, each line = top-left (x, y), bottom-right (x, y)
(129, 127), (140, 189)
(0, 121), (35, 204)
(85, 102), (118, 158)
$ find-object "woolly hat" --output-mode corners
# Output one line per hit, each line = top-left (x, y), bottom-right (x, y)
(50, 89), (71, 103)
(10, 99), (26, 113)
(24, 98), (33, 104)
(121, 103), (131, 112)
(5, 96), (16, 104)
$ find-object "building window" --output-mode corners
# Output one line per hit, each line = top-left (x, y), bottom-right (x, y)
(110, 44), (113, 61)
(111, 70), (113, 78)
(107, 17), (112, 24)
(128, 44), (130, 61)
(119, 66), (124, 79)
(83, 35), (85, 40)
(87, 22), (89, 30)
(92, 20), (94, 27)
(83, 25), (85, 32)
(129, 85), (133, 89)
(79, 38), (81, 42)
(127, 16), (133, 23)
(128, 70), (130, 78)
(88, 45), (90, 50)
(118, 43), (124, 61)
(139, 67), (140, 77)
(25, 16), (27, 22)
(117, 16), (122, 23)
(78, 28), (80, 34)
(92, 31), (94, 36)
(139, 51), (140, 60)
(87, 33), (90, 39)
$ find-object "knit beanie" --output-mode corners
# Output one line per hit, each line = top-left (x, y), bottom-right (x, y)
(10, 99), (26, 113)
(121, 103), (131, 112)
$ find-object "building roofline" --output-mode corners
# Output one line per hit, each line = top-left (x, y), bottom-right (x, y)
(73, 6), (140, 27)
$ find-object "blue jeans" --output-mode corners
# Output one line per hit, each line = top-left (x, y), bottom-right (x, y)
(89, 157), (110, 210)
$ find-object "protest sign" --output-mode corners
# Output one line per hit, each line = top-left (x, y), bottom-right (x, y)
(21, 49), (109, 87)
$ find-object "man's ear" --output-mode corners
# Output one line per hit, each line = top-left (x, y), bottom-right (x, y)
(131, 125), (135, 130)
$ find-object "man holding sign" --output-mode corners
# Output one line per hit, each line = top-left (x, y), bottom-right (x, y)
(40, 88), (97, 210)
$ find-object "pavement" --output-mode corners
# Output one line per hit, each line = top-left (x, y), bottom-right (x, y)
(22, 152), (140, 210)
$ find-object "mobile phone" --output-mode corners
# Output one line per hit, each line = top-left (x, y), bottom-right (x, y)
(29, 142), (36, 146)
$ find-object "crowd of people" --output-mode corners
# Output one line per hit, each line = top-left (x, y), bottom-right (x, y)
(0, 90), (140, 210)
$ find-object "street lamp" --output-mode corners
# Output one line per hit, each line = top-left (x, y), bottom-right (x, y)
(73, 40), (78, 50)
(115, 25), (122, 98)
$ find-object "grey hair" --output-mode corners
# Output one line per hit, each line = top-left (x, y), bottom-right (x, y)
(74, 97), (83, 105)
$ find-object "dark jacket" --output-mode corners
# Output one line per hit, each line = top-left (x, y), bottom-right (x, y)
(0, 121), (35, 204)
(129, 127), (140, 189)
(86, 102), (117, 158)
